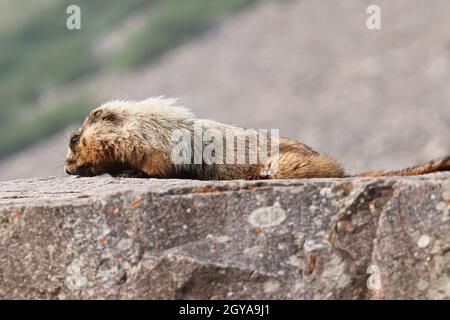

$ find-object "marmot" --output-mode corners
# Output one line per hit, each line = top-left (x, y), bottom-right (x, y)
(65, 97), (450, 180)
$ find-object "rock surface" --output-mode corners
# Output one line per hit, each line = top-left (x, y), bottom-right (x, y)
(0, 174), (449, 299)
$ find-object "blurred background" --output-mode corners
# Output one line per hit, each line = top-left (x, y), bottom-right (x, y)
(0, 0), (449, 181)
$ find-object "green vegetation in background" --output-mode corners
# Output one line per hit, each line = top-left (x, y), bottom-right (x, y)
(0, 0), (150, 124)
(0, 96), (95, 159)
(111, 0), (257, 68)
(0, 0), (258, 159)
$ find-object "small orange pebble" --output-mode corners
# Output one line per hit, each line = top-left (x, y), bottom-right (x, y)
(195, 187), (219, 194)
(309, 253), (319, 273)
(98, 236), (108, 245)
(106, 207), (119, 215)
(129, 198), (141, 207)
(15, 210), (23, 218)
(446, 199), (450, 207)
(0, 235), (4, 241)
(255, 227), (262, 234)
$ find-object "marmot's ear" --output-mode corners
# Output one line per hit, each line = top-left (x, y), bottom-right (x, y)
(89, 109), (120, 123)
(91, 109), (103, 119)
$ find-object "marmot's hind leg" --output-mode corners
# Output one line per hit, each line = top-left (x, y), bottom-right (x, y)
(258, 150), (345, 179)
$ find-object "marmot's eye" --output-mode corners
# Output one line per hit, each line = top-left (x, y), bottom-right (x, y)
(70, 134), (80, 145)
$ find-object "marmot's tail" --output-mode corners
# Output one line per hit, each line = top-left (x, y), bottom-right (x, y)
(354, 156), (450, 177)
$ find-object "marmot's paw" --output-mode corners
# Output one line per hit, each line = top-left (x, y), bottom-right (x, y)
(116, 170), (149, 178)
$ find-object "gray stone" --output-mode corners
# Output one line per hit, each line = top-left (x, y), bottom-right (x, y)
(0, 174), (449, 299)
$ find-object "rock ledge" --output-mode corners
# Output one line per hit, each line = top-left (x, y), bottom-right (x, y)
(0, 174), (449, 299)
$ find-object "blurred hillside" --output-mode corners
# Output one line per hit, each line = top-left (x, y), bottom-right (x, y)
(0, 0), (256, 161)
(0, 0), (449, 180)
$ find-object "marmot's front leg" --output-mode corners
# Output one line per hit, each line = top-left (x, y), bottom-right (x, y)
(115, 170), (150, 178)
(139, 150), (176, 178)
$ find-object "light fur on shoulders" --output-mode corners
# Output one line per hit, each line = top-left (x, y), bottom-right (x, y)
(98, 97), (196, 120)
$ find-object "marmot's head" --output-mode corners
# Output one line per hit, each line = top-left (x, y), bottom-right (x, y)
(65, 106), (127, 176)
(65, 98), (195, 176)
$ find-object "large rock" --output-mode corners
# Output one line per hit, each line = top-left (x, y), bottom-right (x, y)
(0, 174), (449, 299)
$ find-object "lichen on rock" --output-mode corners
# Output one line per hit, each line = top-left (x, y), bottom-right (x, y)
(0, 174), (449, 299)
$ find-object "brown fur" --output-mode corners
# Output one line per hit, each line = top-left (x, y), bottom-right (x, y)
(356, 156), (450, 177)
(65, 98), (449, 180)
